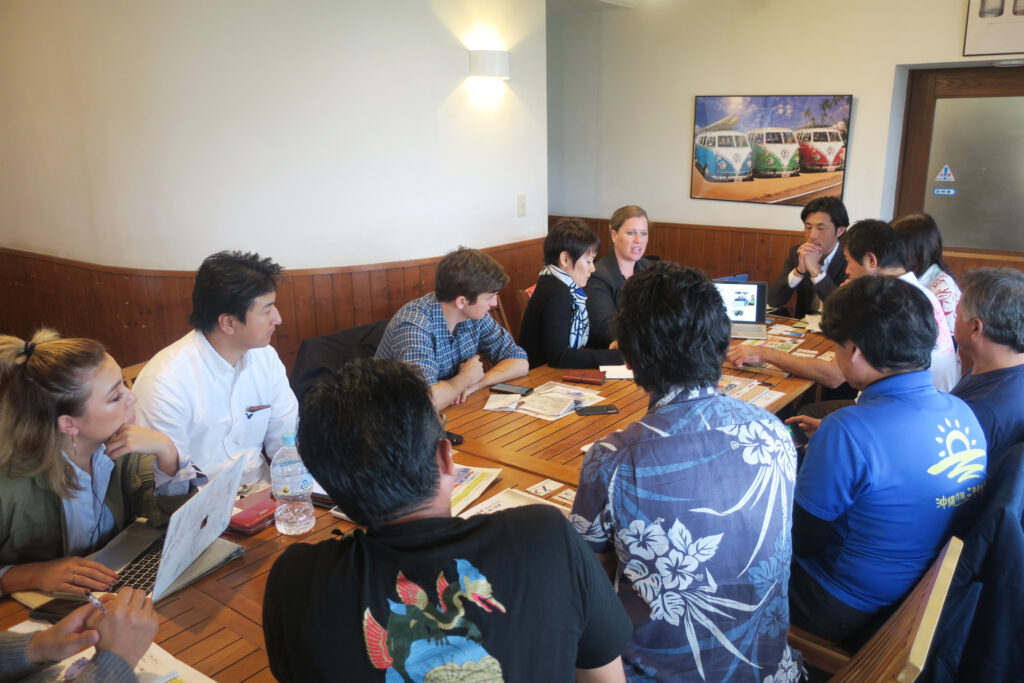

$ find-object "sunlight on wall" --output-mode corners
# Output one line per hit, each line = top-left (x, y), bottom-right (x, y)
(463, 75), (508, 110)
(463, 23), (506, 51)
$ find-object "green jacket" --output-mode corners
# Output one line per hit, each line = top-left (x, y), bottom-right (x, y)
(0, 453), (194, 566)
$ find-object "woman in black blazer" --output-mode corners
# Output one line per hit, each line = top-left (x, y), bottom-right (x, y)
(518, 219), (623, 369)
(585, 206), (651, 348)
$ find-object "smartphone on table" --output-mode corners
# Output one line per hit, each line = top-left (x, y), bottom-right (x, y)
(575, 404), (619, 416)
(490, 383), (533, 395)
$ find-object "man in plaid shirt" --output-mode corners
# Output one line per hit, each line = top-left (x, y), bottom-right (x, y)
(376, 247), (527, 409)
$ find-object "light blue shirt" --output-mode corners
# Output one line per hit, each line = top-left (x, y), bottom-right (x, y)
(63, 448), (118, 556)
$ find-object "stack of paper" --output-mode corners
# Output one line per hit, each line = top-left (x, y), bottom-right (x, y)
(449, 463), (502, 515)
(9, 619), (212, 682)
(516, 382), (603, 420)
(483, 393), (519, 411)
(599, 365), (634, 380)
(717, 375), (770, 403)
(331, 460), (501, 521)
(741, 336), (804, 353)
(802, 314), (822, 333)
(460, 488), (568, 518)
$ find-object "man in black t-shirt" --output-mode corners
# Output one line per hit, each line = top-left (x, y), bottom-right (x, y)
(263, 358), (632, 683)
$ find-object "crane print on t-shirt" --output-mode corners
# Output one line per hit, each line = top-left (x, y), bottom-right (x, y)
(362, 558), (506, 682)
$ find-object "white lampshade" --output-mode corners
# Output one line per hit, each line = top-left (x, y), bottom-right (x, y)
(469, 50), (510, 79)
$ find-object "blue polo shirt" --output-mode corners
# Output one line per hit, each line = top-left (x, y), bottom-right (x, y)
(795, 370), (986, 611)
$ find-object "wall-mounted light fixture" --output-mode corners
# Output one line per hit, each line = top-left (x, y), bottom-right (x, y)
(469, 50), (509, 80)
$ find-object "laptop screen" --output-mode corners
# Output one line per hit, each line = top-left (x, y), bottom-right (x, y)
(714, 281), (767, 324)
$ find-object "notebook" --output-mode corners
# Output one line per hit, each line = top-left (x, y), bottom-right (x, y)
(714, 281), (768, 339)
(87, 452), (246, 602)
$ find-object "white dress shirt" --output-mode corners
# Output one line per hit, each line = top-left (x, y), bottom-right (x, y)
(133, 330), (298, 485)
(787, 241), (841, 289)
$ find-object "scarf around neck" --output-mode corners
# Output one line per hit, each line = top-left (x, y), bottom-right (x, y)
(539, 264), (589, 349)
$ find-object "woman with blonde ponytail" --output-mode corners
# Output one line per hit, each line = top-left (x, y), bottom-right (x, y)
(0, 330), (196, 595)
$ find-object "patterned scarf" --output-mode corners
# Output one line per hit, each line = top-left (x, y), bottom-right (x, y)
(539, 264), (590, 349)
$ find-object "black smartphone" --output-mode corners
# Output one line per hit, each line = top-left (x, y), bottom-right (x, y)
(444, 430), (464, 446)
(789, 423), (809, 447)
(29, 597), (89, 624)
(490, 383), (533, 395)
(575, 404), (619, 416)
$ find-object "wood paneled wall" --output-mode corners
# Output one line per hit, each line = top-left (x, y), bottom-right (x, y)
(552, 215), (805, 284)
(4, 223), (1020, 374)
(944, 249), (1024, 277)
(0, 241), (543, 372)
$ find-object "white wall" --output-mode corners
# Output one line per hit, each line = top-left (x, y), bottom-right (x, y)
(548, 0), (991, 231)
(0, 0), (547, 269)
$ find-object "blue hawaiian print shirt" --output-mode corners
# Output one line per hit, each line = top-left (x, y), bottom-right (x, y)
(375, 293), (526, 385)
(571, 385), (801, 683)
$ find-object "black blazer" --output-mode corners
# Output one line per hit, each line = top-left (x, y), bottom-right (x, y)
(766, 245), (847, 318)
(519, 274), (622, 369)
(584, 253), (651, 348)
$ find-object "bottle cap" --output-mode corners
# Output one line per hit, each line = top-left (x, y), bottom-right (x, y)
(282, 433), (297, 447)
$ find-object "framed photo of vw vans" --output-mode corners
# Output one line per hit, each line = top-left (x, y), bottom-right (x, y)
(690, 95), (852, 206)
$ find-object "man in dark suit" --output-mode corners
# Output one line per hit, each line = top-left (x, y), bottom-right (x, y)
(767, 196), (850, 318)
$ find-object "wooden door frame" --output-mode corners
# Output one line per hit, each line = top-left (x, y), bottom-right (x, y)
(894, 65), (1024, 219)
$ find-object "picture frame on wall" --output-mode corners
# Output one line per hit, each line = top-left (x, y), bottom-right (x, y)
(963, 0), (1024, 56)
(690, 95), (852, 207)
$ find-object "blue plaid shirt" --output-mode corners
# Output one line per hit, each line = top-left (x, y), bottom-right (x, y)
(375, 293), (526, 385)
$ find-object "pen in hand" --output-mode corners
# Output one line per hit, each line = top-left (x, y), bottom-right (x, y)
(87, 593), (106, 613)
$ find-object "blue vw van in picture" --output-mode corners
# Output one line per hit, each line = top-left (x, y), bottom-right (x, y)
(695, 130), (753, 181)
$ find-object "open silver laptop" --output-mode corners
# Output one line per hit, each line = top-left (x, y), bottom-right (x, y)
(714, 281), (768, 339)
(88, 453), (246, 602)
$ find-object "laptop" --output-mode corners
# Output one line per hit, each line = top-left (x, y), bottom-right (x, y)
(714, 281), (768, 339)
(88, 452), (246, 602)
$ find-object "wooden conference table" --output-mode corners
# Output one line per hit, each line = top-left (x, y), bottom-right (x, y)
(446, 329), (831, 484)
(0, 324), (829, 680)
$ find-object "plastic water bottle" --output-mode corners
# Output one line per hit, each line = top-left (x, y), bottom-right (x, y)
(270, 434), (315, 535)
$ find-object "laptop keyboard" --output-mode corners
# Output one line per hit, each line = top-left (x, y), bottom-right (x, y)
(109, 535), (165, 593)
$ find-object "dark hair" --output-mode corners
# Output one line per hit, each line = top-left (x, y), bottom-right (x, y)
(613, 262), (728, 394)
(544, 218), (599, 266)
(297, 358), (444, 527)
(800, 196), (849, 230)
(820, 276), (936, 372)
(892, 213), (954, 279)
(188, 251), (282, 334)
(840, 219), (907, 271)
(610, 205), (649, 232)
(434, 247), (509, 304)
(0, 329), (107, 497)
(959, 267), (1024, 353)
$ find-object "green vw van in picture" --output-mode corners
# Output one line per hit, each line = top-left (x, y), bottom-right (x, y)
(746, 127), (800, 177)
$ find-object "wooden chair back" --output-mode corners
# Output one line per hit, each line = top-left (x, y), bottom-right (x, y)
(489, 294), (512, 333)
(121, 361), (148, 390)
(789, 535), (964, 682)
(514, 287), (534, 332)
(515, 288), (531, 314)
